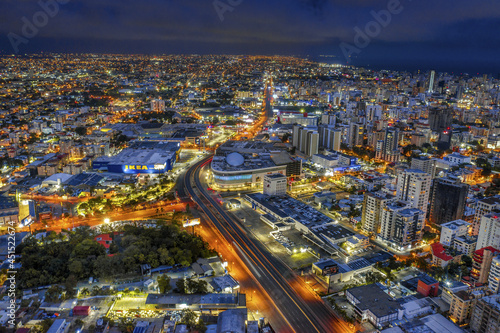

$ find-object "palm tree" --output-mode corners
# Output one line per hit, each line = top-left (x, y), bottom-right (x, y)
(80, 287), (89, 296)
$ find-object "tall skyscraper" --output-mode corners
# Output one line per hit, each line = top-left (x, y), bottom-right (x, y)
(428, 70), (435, 93)
(429, 177), (469, 225)
(396, 169), (431, 216)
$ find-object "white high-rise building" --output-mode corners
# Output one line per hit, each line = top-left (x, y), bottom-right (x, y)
(263, 173), (287, 197)
(428, 70), (436, 93)
(378, 202), (425, 250)
(477, 214), (500, 250)
(361, 192), (395, 234)
(396, 169), (431, 216)
(488, 255), (500, 293)
(473, 197), (500, 236)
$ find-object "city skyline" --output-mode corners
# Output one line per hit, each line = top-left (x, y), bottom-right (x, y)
(1, 0), (500, 73)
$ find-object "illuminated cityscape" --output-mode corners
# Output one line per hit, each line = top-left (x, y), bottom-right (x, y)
(1, 1), (500, 333)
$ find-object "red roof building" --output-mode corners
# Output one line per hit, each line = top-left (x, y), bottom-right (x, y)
(431, 242), (461, 268)
(72, 305), (91, 316)
(471, 246), (500, 284)
(94, 234), (113, 249)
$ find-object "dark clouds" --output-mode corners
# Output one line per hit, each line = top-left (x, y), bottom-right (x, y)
(1, 0), (499, 72)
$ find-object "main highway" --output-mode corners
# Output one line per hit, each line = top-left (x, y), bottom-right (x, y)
(182, 157), (351, 333)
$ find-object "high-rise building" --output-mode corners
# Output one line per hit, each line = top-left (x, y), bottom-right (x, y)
(428, 70), (436, 93)
(470, 294), (500, 333)
(263, 173), (287, 197)
(429, 177), (469, 225)
(428, 107), (452, 132)
(318, 125), (341, 151)
(383, 206), (425, 250)
(361, 192), (395, 234)
(292, 125), (319, 156)
(472, 247), (500, 284)
(348, 121), (364, 147)
(292, 124), (302, 148)
(410, 156), (436, 178)
(473, 197), (500, 236)
(375, 127), (400, 162)
(488, 255), (500, 294)
(396, 169), (431, 216)
(379, 201), (407, 244)
(151, 99), (166, 112)
(477, 214), (500, 250)
(305, 131), (319, 157)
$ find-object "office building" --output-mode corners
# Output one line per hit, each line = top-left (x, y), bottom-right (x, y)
(473, 197), (500, 236)
(440, 220), (470, 246)
(430, 177), (469, 225)
(263, 173), (287, 197)
(477, 214), (500, 249)
(361, 192), (395, 234)
(396, 169), (431, 216)
(470, 294), (500, 333)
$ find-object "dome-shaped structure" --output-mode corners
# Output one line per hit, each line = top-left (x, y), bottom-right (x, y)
(226, 152), (245, 167)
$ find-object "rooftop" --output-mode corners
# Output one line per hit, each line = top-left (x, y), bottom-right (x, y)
(347, 283), (402, 319)
(441, 219), (470, 230)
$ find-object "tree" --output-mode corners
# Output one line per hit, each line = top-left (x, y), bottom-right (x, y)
(80, 287), (90, 296)
(75, 126), (87, 136)
(180, 309), (199, 330)
(176, 278), (186, 294)
(157, 274), (171, 294)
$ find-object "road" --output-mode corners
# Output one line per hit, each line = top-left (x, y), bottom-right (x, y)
(184, 157), (351, 333)
(18, 202), (186, 233)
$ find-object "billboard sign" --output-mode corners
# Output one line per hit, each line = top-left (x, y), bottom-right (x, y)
(183, 218), (201, 227)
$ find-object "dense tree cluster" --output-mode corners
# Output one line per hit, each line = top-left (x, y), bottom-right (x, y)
(18, 225), (214, 288)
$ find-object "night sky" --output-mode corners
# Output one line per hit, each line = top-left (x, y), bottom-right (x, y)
(1, 0), (500, 73)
